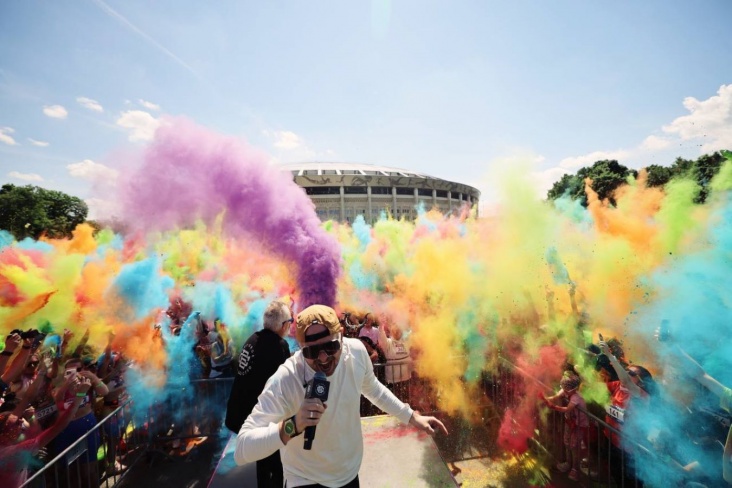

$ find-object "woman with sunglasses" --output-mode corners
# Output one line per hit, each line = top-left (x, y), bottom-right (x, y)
(235, 304), (447, 488)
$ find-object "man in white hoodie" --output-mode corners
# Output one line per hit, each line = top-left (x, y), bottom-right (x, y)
(235, 304), (447, 487)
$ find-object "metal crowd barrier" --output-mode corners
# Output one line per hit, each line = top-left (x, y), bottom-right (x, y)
(21, 399), (147, 488)
(19, 377), (235, 488)
(20, 356), (712, 487)
(487, 357), (716, 487)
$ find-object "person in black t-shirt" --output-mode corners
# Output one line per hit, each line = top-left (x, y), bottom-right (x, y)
(225, 300), (292, 488)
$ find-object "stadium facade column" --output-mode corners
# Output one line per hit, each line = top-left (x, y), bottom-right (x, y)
(367, 186), (373, 224)
(392, 186), (397, 218)
(339, 185), (345, 222)
(432, 189), (436, 209)
(448, 191), (454, 213)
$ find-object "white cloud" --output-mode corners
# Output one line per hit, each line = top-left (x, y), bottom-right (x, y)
(115, 110), (160, 142)
(553, 84), (732, 179)
(67, 159), (119, 181)
(641, 135), (672, 151)
(262, 129), (326, 161)
(662, 83), (732, 153)
(8, 171), (43, 182)
(269, 130), (304, 150)
(76, 96), (104, 112)
(0, 127), (17, 145)
(559, 149), (630, 170)
(43, 104), (68, 119)
(138, 99), (160, 111)
(28, 138), (49, 147)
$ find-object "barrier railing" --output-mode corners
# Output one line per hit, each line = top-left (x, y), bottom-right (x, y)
(21, 398), (147, 488)
(486, 357), (719, 487)
(20, 377), (235, 488)
(20, 355), (714, 487)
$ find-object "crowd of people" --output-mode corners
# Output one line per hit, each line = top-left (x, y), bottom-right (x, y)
(2, 292), (731, 487)
(0, 327), (130, 487)
(531, 287), (732, 488)
(0, 300), (418, 488)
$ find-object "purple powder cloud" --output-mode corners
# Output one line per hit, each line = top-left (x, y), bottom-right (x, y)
(118, 117), (340, 307)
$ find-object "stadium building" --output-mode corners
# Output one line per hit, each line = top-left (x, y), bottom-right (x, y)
(281, 162), (480, 223)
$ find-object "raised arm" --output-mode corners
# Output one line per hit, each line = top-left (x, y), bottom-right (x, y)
(2, 336), (32, 384)
(676, 346), (729, 398)
(0, 333), (22, 380)
(70, 328), (90, 359)
(599, 340), (643, 397)
(98, 331), (115, 377)
(79, 369), (109, 397)
(568, 281), (580, 318)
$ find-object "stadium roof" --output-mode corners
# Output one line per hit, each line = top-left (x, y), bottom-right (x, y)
(278, 162), (434, 179)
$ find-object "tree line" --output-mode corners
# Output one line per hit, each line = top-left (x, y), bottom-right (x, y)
(547, 150), (731, 206)
(2, 152), (730, 242)
(0, 184), (88, 240)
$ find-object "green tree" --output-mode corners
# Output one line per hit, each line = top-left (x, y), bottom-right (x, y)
(669, 157), (695, 178)
(0, 184), (88, 240)
(692, 152), (726, 203)
(547, 160), (635, 206)
(645, 164), (673, 187)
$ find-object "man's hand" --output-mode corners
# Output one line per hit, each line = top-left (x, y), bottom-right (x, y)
(280, 398), (328, 444)
(409, 412), (448, 436)
(62, 328), (73, 344)
(295, 398), (327, 434)
(4, 333), (21, 353)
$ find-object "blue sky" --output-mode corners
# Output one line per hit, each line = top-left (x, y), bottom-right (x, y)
(1, 0), (731, 216)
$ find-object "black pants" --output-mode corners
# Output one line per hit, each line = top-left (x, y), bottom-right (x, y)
(256, 450), (283, 488)
(287, 474), (359, 488)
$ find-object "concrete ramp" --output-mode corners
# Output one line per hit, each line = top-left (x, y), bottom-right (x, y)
(209, 415), (456, 487)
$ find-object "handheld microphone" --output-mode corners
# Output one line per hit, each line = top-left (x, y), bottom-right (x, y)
(303, 371), (330, 450)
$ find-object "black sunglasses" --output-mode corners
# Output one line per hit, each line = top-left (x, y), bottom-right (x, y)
(282, 317), (294, 327)
(302, 340), (341, 360)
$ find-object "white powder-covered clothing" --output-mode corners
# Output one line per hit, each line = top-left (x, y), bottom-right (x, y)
(235, 338), (414, 487)
(377, 327), (411, 384)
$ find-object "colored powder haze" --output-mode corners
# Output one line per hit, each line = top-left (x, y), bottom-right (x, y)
(2, 120), (732, 486)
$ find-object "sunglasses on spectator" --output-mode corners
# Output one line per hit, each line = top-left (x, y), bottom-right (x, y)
(282, 317), (294, 327)
(26, 362), (39, 367)
(302, 340), (341, 360)
(626, 369), (639, 377)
